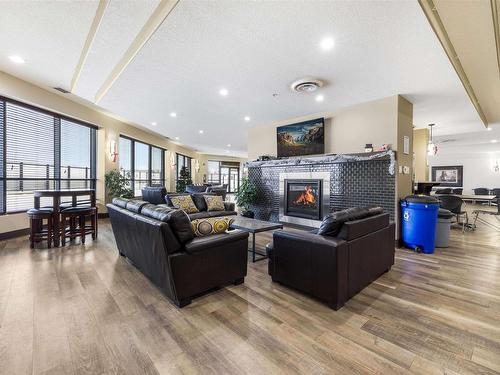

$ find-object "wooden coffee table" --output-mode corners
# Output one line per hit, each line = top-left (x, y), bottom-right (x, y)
(230, 217), (283, 262)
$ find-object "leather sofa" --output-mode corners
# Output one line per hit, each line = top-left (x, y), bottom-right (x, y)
(142, 186), (168, 205)
(165, 193), (237, 220)
(107, 198), (248, 307)
(267, 207), (395, 310)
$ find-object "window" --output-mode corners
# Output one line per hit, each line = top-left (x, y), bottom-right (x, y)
(119, 135), (165, 196)
(176, 153), (192, 180)
(0, 97), (97, 214)
(207, 161), (220, 184)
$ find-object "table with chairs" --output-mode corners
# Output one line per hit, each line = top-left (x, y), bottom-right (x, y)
(27, 189), (97, 248)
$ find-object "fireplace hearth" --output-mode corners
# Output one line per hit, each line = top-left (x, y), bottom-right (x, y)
(284, 179), (322, 220)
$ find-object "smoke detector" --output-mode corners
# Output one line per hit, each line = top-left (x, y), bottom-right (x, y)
(290, 78), (324, 93)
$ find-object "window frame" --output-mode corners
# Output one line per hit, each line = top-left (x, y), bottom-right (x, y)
(119, 135), (166, 195)
(0, 95), (97, 215)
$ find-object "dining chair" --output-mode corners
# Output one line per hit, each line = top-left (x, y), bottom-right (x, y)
(438, 195), (468, 232)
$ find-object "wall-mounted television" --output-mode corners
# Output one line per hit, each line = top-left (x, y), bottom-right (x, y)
(277, 118), (325, 158)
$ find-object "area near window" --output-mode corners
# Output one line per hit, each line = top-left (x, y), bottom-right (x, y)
(119, 135), (165, 196)
(206, 160), (241, 193)
(0, 96), (97, 215)
(176, 153), (192, 180)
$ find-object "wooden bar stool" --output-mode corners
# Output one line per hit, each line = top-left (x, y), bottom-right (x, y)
(60, 206), (98, 246)
(27, 208), (54, 248)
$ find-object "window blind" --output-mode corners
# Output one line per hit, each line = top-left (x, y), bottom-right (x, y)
(0, 97), (97, 214)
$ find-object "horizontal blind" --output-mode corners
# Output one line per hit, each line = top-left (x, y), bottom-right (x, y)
(5, 101), (55, 212)
(0, 101), (4, 213)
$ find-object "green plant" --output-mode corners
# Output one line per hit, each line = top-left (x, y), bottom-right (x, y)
(105, 170), (134, 199)
(176, 166), (193, 193)
(235, 177), (258, 211)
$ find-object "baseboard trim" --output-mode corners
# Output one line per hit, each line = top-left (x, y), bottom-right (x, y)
(0, 228), (30, 241)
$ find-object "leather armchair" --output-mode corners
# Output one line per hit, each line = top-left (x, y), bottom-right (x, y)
(268, 213), (395, 310)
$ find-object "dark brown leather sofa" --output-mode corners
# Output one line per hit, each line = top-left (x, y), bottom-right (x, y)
(267, 208), (395, 310)
(165, 193), (237, 220)
(107, 198), (248, 307)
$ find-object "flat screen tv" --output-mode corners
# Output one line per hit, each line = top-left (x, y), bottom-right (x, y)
(277, 118), (325, 158)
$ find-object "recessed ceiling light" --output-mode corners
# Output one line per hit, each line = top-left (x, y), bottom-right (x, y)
(151, 122), (157, 126)
(199, 130), (204, 134)
(227, 144), (231, 147)
(244, 116), (251, 122)
(174, 136), (180, 140)
(487, 127), (492, 131)
(170, 112), (177, 118)
(491, 139), (498, 143)
(225, 150), (230, 153)
(319, 37), (335, 51)
(9, 55), (25, 64)
(315, 94), (324, 102)
(219, 88), (228, 96)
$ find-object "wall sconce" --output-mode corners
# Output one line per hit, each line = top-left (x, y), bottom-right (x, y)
(194, 159), (200, 173)
(170, 153), (176, 169)
(109, 140), (118, 162)
(494, 161), (499, 173)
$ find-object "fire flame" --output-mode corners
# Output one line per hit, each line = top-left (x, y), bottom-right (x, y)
(294, 186), (316, 206)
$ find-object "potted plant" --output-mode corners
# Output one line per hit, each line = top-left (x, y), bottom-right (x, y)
(176, 166), (193, 193)
(235, 177), (258, 218)
(105, 170), (134, 200)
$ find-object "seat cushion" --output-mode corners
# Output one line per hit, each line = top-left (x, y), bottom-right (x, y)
(61, 206), (96, 215)
(169, 195), (199, 214)
(27, 207), (53, 217)
(204, 195), (225, 212)
(188, 211), (237, 220)
(191, 216), (235, 237)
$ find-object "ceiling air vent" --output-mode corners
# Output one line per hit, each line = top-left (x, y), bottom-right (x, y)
(53, 87), (70, 94)
(290, 78), (324, 93)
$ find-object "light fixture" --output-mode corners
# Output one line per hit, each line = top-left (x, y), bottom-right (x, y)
(219, 88), (228, 96)
(194, 159), (200, 172)
(109, 140), (118, 162)
(225, 150), (230, 153)
(170, 112), (177, 118)
(315, 94), (324, 102)
(174, 136), (180, 140)
(227, 143), (231, 147)
(495, 161), (500, 173)
(199, 130), (204, 134)
(427, 123), (438, 156)
(487, 127), (493, 131)
(244, 116), (251, 122)
(170, 153), (176, 168)
(491, 139), (498, 143)
(9, 55), (25, 64)
(319, 37), (335, 51)
(151, 121), (157, 126)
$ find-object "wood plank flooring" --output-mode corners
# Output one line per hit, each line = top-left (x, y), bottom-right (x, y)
(1, 208), (500, 374)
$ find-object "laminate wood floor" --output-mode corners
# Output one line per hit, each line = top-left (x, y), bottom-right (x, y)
(1, 210), (500, 374)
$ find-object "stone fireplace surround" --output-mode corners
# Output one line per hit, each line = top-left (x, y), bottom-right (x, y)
(247, 151), (396, 227)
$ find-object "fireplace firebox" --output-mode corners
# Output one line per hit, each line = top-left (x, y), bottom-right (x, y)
(284, 179), (322, 220)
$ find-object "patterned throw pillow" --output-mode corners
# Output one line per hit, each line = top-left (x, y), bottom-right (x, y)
(170, 195), (199, 214)
(204, 195), (225, 212)
(191, 217), (234, 237)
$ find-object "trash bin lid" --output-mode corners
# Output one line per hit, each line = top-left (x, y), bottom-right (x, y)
(404, 194), (439, 204)
(438, 208), (454, 219)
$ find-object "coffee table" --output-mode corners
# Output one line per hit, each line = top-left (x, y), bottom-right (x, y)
(230, 217), (283, 262)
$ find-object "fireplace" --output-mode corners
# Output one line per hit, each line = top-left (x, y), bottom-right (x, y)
(279, 172), (330, 227)
(284, 179), (322, 220)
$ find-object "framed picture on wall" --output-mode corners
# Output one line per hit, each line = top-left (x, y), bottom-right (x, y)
(431, 165), (463, 187)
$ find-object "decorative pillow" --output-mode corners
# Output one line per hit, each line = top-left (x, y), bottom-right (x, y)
(191, 217), (234, 237)
(169, 195), (199, 214)
(204, 195), (225, 212)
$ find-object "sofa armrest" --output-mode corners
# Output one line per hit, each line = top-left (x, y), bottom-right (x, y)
(224, 201), (235, 211)
(184, 230), (249, 254)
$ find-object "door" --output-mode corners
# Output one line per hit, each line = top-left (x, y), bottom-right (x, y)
(220, 166), (240, 193)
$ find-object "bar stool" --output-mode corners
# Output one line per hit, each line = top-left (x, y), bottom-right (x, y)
(27, 208), (54, 248)
(60, 206), (98, 246)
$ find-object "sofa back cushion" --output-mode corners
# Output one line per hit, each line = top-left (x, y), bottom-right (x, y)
(204, 195), (225, 212)
(338, 213), (389, 241)
(112, 197), (130, 209)
(142, 186), (167, 205)
(191, 193), (215, 212)
(141, 204), (194, 244)
(169, 195), (199, 214)
(317, 206), (385, 238)
(125, 200), (149, 213)
(191, 216), (234, 237)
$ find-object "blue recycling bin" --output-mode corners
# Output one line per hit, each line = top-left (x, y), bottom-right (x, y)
(400, 195), (440, 254)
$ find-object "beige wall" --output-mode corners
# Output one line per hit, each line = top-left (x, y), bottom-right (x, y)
(413, 128), (429, 182)
(248, 96), (400, 160)
(0, 72), (245, 234)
